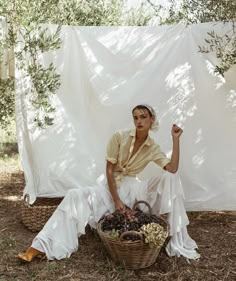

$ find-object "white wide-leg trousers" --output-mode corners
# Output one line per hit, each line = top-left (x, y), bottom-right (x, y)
(32, 165), (200, 260)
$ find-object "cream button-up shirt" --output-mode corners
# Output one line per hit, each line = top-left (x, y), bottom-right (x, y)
(106, 129), (170, 186)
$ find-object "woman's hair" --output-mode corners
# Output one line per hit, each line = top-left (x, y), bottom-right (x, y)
(132, 104), (159, 131)
(132, 104), (154, 117)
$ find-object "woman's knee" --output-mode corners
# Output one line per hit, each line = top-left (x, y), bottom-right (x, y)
(161, 170), (180, 180)
(65, 188), (82, 199)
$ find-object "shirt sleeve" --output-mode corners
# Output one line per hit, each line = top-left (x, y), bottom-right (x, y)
(106, 131), (121, 164)
(153, 145), (170, 169)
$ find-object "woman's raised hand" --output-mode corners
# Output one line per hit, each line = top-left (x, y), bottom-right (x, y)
(171, 124), (183, 138)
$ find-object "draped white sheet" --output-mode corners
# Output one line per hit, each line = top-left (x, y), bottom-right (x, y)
(15, 23), (236, 211)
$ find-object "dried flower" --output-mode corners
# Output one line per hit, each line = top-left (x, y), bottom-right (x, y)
(140, 223), (167, 248)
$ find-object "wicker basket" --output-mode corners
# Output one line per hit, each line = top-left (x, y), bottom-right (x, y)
(97, 201), (168, 269)
(21, 194), (63, 232)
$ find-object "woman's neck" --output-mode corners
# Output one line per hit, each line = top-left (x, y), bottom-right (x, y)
(135, 130), (148, 143)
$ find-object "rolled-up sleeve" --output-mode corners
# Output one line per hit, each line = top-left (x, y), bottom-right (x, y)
(153, 145), (170, 169)
(106, 131), (121, 164)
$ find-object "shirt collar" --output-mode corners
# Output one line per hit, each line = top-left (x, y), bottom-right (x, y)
(129, 129), (152, 146)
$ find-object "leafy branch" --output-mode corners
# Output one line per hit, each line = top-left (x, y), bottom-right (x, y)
(0, 78), (15, 129)
(0, 2), (63, 129)
(199, 28), (236, 76)
(17, 25), (62, 128)
(146, 0), (236, 76)
(0, 0), (154, 130)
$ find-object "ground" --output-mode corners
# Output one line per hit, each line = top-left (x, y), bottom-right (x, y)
(0, 155), (235, 281)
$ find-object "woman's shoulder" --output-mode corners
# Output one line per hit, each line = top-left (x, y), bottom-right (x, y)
(112, 128), (134, 138)
(147, 135), (160, 150)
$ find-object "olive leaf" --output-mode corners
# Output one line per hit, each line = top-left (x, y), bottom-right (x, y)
(0, 0), (153, 129)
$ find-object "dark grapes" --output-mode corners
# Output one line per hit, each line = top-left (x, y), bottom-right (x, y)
(100, 206), (163, 241)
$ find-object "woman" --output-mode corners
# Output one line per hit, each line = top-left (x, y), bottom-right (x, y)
(18, 104), (200, 262)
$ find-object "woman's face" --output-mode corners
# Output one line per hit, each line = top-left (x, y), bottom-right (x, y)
(132, 108), (154, 132)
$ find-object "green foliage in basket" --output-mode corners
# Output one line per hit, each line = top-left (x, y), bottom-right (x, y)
(140, 223), (167, 248)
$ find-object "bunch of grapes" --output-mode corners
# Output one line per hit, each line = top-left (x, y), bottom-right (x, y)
(101, 206), (166, 241)
(101, 208), (139, 233)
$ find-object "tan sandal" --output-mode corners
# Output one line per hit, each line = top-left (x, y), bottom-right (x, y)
(18, 247), (45, 263)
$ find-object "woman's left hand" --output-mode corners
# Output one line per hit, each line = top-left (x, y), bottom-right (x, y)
(114, 198), (125, 211)
(171, 124), (183, 138)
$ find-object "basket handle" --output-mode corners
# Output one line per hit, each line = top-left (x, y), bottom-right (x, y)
(119, 230), (143, 241)
(132, 200), (152, 214)
(157, 215), (170, 235)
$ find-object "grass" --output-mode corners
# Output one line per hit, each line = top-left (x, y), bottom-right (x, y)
(0, 153), (21, 174)
(0, 120), (17, 143)
(0, 122), (18, 164)
(0, 121), (18, 158)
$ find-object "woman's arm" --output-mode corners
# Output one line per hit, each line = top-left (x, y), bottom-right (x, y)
(164, 124), (183, 173)
(106, 161), (125, 210)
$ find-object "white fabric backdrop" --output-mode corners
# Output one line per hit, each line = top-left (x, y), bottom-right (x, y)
(15, 23), (236, 210)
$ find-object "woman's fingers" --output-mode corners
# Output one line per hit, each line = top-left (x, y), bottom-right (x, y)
(172, 124), (183, 136)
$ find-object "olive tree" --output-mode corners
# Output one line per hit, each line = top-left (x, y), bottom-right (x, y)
(147, 0), (236, 76)
(0, 0), (152, 129)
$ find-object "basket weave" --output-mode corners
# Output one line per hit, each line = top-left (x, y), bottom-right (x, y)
(21, 194), (63, 232)
(97, 201), (168, 269)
